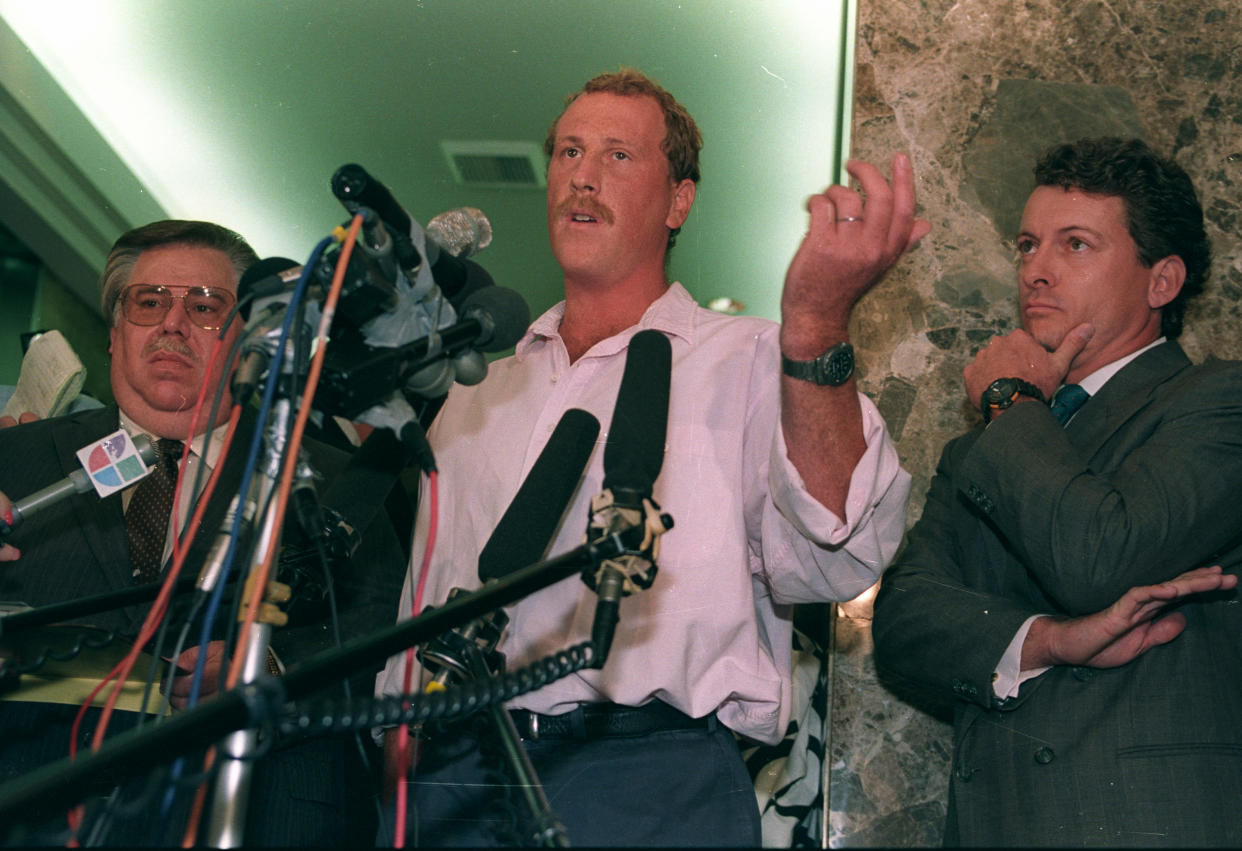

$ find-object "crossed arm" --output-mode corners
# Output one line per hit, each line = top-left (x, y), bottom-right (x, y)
(1020, 565), (1236, 671)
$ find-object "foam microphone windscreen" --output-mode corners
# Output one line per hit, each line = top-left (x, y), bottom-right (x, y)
(601, 329), (671, 497)
(477, 408), (601, 581)
(461, 285), (531, 352)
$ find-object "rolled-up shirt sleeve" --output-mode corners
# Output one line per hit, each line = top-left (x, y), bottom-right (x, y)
(763, 392), (912, 603)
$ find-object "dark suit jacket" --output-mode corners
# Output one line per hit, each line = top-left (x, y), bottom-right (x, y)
(873, 341), (1242, 847)
(0, 405), (406, 844)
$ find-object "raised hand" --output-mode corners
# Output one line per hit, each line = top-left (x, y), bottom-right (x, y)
(781, 154), (930, 352)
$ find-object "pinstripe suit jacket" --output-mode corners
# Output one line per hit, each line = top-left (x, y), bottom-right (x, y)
(873, 341), (1242, 847)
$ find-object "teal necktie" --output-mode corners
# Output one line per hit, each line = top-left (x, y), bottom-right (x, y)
(1050, 384), (1090, 426)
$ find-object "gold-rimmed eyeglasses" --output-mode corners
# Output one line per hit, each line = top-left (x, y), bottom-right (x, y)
(119, 284), (237, 331)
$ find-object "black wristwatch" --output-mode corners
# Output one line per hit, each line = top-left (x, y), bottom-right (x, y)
(980, 377), (1047, 423)
(782, 341), (855, 386)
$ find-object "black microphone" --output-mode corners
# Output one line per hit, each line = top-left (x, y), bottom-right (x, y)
(459, 285), (532, 354)
(314, 286), (531, 415)
(230, 257), (314, 405)
(3, 434), (159, 532)
(238, 256), (304, 302)
(330, 163), (495, 306)
(587, 330), (673, 663)
(602, 330), (672, 502)
(478, 408), (601, 582)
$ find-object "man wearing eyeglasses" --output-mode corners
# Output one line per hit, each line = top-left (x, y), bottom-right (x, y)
(1, 221), (258, 640)
(103, 222), (252, 439)
(0, 220), (405, 845)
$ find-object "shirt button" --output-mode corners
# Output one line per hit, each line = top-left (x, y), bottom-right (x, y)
(1072, 666), (1094, 682)
(1034, 746), (1055, 764)
(956, 765), (975, 782)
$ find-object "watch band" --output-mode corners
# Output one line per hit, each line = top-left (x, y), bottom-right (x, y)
(981, 377), (1047, 423)
(781, 341), (855, 386)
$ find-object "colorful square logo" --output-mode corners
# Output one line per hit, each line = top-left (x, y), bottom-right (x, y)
(75, 429), (152, 497)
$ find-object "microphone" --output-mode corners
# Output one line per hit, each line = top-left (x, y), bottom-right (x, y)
(427, 207), (493, 258)
(238, 256), (304, 302)
(331, 164), (495, 306)
(315, 285), (531, 413)
(586, 330), (673, 663)
(459, 285), (532, 355)
(478, 408), (601, 582)
(231, 256), (326, 406)
(3, 432), (159, 533)
(602, 330), (672, 502)
(400, 284), (529, 396)
(240, 252), (399, 333)
(447, 285), (530, 388)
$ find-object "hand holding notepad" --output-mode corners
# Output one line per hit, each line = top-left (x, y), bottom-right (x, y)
(1, 330), (86, 423)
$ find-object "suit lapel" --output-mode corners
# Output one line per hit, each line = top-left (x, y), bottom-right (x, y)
(1066, 341), (1192, 458)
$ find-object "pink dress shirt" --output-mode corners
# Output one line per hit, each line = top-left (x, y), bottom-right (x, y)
(376, 283), (910, 743)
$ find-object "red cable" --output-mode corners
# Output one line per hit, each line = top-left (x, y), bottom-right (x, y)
(394, 468), (438, 848)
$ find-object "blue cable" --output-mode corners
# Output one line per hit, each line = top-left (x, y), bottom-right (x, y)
(158, 236), (332, 821)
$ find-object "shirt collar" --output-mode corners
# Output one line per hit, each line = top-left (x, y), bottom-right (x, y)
(118, 408), (231, 469)
(1076, 337), (1166, 397)
(516, 282), (700, 360)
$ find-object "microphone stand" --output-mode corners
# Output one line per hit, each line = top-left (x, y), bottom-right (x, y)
(0, 577), (198, 637)
(202, 463), (276, 848)
(0, 520), (662, 836)
(482, 701), (569, 848)
(205, 355), (312, 846)
(421, 601), (568, 848)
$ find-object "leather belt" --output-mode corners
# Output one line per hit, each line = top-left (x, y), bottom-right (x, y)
(508, 700), (713, 741)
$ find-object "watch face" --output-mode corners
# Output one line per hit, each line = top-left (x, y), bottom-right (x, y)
(822, 346), (854, 385)
(983, 377), (1018, 406)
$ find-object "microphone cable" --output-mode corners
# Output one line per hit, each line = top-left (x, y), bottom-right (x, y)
(175, 234), (329, 844)
(181, 216), (367, 844)
(393, 466), (439, 848)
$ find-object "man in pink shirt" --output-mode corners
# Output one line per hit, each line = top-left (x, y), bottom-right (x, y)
(377, 68), (927, 846)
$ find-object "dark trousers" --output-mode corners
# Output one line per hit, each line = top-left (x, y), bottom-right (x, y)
(381, 711), (761, 847)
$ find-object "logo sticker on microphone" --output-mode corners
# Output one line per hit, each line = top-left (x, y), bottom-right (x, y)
(76, 429), (151, 497)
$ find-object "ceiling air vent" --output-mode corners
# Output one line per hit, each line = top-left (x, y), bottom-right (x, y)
(441, 140), (546, 189)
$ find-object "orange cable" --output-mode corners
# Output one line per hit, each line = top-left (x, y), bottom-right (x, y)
(181, 219), (364, 844)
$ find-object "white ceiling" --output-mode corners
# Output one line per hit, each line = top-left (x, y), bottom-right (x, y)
(0, 0), (853, 321)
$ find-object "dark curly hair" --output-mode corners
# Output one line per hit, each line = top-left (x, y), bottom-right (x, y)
(545, 68), (702, 252)
(1033, 138), (1210, 339)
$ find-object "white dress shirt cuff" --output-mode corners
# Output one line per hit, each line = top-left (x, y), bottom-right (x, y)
(993, 614), (1052, 700)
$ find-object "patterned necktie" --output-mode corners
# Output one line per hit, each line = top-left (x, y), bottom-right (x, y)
(1050, 384), (1090, 426)
(126, 438), (184, 585)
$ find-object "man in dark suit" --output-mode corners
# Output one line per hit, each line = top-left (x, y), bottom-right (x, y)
(872, 138), (1242, 847)
(0, 220), (405, 844)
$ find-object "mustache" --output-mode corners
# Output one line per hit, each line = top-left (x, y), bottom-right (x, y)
(553, 196), (613, 225)
(142, 336), (197, 361)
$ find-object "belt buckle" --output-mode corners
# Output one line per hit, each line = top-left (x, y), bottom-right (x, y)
(528, 712), (540, 741)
